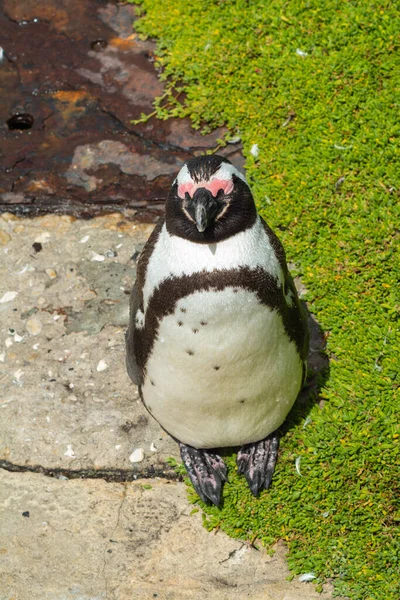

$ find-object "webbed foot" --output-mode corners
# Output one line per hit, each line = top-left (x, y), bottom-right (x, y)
(179, 443), (227, 506)
(237, 432), (280, 496)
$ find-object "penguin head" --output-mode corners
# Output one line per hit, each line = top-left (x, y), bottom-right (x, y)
(165, 155), (257, 243)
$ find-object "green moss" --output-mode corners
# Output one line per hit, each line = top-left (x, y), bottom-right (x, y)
(130, 1), (399, 597)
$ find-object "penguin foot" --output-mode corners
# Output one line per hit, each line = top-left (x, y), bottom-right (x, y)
(237, 432), (280, 497)
(179, 443), (227, 506)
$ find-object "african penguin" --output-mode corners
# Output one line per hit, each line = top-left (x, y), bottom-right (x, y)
(126, 155), (309, 506)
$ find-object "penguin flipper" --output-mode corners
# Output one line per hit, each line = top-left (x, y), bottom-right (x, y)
(125, 219), (165, 387)
(179, 443), (227, 506)
(260, 216), (309, 361)
(237, 432), (280, 496)
(125, 281), (141, 385)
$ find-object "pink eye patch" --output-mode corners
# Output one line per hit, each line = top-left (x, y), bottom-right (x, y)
(178, 178), (234, 199)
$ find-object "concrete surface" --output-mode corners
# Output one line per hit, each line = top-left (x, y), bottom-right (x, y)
(0, 469), (336, 600)
(0, 212), (179, 474)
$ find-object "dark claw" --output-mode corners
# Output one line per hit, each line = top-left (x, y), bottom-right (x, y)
(237, 432), (280, 496)
(179, 443), (227, 506)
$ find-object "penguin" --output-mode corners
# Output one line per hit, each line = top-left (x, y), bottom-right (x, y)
(126, 154), (309, 506)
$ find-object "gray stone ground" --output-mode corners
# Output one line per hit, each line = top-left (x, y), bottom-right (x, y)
(0, 213), (336, 599)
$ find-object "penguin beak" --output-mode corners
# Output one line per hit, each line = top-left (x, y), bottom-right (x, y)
(191, 188), (220, 232)
(195, 202), (208, 232)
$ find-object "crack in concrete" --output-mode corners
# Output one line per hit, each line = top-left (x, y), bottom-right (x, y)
(102, 482), (127, 600)
(0, 199), (162, 218)
(0, 460), (180, 483)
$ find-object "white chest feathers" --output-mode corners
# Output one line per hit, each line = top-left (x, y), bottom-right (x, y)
(141, 287), (303, 448)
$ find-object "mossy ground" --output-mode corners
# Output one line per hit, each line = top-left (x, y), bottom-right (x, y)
(130, 1), (399, 598)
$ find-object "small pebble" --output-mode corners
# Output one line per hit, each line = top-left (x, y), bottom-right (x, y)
(92, 396), (105, 403)
(14, 333), (24, 343)
(34, 232), (51, 244)
(90, 251), (105, 262)
(96, 359), (108, 372)
(0, 352), (5, 362)
(0, 229), (11, 245)
(0, 291), (18, 303)
(26, 317), (42, 336)
(13, 225), (24, 234)
(129, 448), (145, 463)
(105, 249), (117, 258)
(150, 442), (158, 452)
(13, 369), (24, 382)
(5, 338), (13, 348)
(64, 444), (75, 458)
(80, 235), (90, 243)
(45, 268), (57, 279)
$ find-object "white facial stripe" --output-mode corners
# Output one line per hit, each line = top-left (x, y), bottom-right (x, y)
(181, 205), (195, 224)
(213, 162), (247, 184)
(215, 200), (231, 221)
(175, 161), (247, 187)
(175, 164), (192, 186)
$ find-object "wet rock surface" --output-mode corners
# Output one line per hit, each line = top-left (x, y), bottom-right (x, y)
(0, 0), (243, 219)
(0, 470), (338, 600)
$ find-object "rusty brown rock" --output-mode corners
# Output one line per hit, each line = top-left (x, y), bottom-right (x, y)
(0, 0), (242, 220)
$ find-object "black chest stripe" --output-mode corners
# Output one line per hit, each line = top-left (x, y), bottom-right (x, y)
(133, 267), (309, 379)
